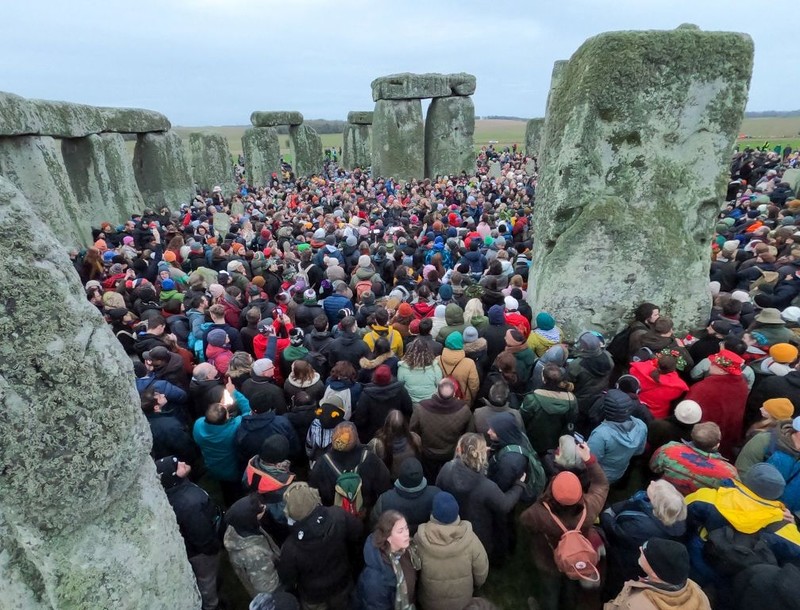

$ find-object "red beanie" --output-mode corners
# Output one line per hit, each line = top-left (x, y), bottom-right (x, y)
(551, 472), (582, 506)
(373, 364), (392, 386)
(398, 303), (413, 317)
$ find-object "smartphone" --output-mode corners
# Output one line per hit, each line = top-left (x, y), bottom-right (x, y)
(573, 432), (585, 445)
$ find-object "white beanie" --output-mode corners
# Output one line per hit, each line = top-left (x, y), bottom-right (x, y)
(674, 400), (702, 425)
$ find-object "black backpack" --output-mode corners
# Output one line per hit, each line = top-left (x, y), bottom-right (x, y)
(703, 522), (783, 576)
(605, 326), (632, 366)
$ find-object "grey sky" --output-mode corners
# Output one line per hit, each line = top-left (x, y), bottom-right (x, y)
(3, 0), (792, 125)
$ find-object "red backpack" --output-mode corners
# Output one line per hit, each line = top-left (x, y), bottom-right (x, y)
(543, 502), (600, 583)
(440, 359), (465, 399)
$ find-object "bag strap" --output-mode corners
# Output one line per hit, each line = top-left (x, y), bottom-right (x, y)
(543, 502), (586, 533)
(323, 453), (342, 477)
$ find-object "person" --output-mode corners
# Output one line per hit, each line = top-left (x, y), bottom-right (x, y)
(587, 390), (647, 484)
(731, 562), (800, 610)
(411, 378), (475, 482)
(321, 360), (362, 421)
(371, 457), (440, 536)
(504, 328), (536, 390)
(519, 441), (609, 610)
(527, 311), (561, 357)
(354, 510), (420, 610)
(437, 331), (480, 406)
(140, 387), (196, 463)
(567, 331), (615, 428)
(241, 358), (288, 415)
(352, 364), (413, 443)
(487, 411), (542, 498)
(520, 363), (578, 456)
(363, 307), (405, 357)
(277, 482), (363, 610)
(283, 359), (324, 404)
(224, 494), (281, 596)
(646, 399), (701, 450)
(243, 434), (296, 545)
(600, 480), (687, 599)
(397, 338), (443, 406)
(367, 409), (422, 480)
(745, 396), (794, 440)
(629, 353), (688, 420)
(235, 395), (299, 466)
(437, 433), (525, 566)
(155, 456), (222, 610)
(474, 380), (524, 435)
(326, 315), (369, 368)
(305, 397), (346, 466)
(413, 492), (490, 610)
(531, 344), (569, 391)
(483, 304), (513, 366)
(650, 422), (738, 495)
(604, 538), (711, 610)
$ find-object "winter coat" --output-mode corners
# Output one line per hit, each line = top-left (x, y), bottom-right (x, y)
(527, 328), (562, 357)
(436, 459), (523, 561)
(732, 563), (800, 610)
(530, 344), (569, 390)
(411, 395), (475, 459)
(358, 351), (399, 384)
(604, 579), (711, 610)
(397, 361), (443, 405)
(308, 446), (392, 513)
(587, 417), (647, 483)
(146, 412), (196, 462)
(327, 330), (370, 368)
(650, 441), (738, 495)
(473, 400), (524, 435)
(481, 320), (512, 368)
(520, 389), (578, 455)
(414, 518), (489, 610)
(371, 480), (441, 536)
(746, 370), (800, 417)
(364, 323), (405, 358)
(464, 337), (490, 381)
(629, 359), (688, 419)
(354, 534), (418, 610)
(206, 344), (233, 376)
(568, 352), (615, 415)
(294, 302), (324, 333)
(192, 399), (251, 481)
(164, 479), (221, 557)
(686, 374), (749, 459)
(223, 526), (281, 596)
(283, 372), (324, 404)
(235, 410), (299, 465)
(353, 380), (413, 443)
(436, 304), (468, 344)
(241, 373), (288, 414)
(437, 349), (480, 406)
(322, 293), (355, 326)
(277, 505), (363, 604)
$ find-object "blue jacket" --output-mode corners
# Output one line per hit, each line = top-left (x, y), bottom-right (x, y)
(322, 294), (354, 326)
(587, 418), (647, 483)
(354, 535), (397, 610)
(768, 450), (800, 513)
(192, 391), (251, 481)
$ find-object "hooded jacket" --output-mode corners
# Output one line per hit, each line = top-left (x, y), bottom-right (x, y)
(165, 478), (221, 558)
(629, 359), (688, 420)
(364, 323), (405, 358)
(568, 351), (616, 414)
(482, 306), (513, 366)
(473, 398), (524, 436)
(371, 478), (442, 536)
(411, 394), (475, 458)
(223, 500), (281, 596)
(487, 412), (538, 496)
(531, 344), (568, 390)
(241, 373), (288, 415)
(354, 534), (418, 610)
(520, 388), (578, 455)
(352, 380), (413, 443)
(436, 304), (468, 343)
(235, 410), (299, 465)
(308, 445), (392, 512)
(587, 409), (647, 484)
(604, 579), (711, 610)
(413, 518), (489, 610)
(327, 330), (370, 368)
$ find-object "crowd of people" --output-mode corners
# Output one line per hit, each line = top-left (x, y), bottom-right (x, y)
(79, 144), (800, 610)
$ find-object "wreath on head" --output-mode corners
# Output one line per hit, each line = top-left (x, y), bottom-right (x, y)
(658, 347), (687, 372)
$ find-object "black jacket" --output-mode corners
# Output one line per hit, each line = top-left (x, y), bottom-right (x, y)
(147, 412), (196, 462)
(370, 481), (442, 536)
(309, 446), (392, 513)
(189, 377), (224, 420)
(241, 374), (288, 414)
(352, 381), (413, 443)
(326, 331), (370, 368)
(235, 411), (299, 465)
(277, 505), (363, 603)
(295, 303), (325, 333)
(732, 563), (800, 610)
(165, 479), (221, 557)
(746, 370), (800, 419)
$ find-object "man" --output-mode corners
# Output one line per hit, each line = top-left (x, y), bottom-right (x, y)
(370, 458), (441, 536)
(188, 362), (224, 421)
(650, 422), (738, 495)
(326, 315), (369, 368)
(141, 388), (196, 462)
(235, 394), (299, 466)
(604, 538), (710, 610)
(687, 319), (731, 364)
(156, 456), (222, 610)
(204, 303), (243, 353)
(241, 358), (287, 415)
(322, 280), (354, 327)
(362, 307), (404, 357)
(144, 345), (189, 390)
(240, 306), (261, 357)
(133, 314), (170, 360)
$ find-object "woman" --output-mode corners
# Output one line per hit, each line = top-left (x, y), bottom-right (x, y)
(226, 351), (254, 391)
(355, 511), (420, 610)
(322, 361), (362, 421)
(437, 332), (480, 407)
(368, 409), (422, 480)
(436, 433), (525, 566)
(527, 312), (562, 357)
(629, 353), (688, 419)
(223, 494), (281, 596)
(463, 298), (489, 332)
(531, 344), (569, 391)
(358, 337), (399, 384)
(520, 364), (578, 455)
(542, 435), (591, 492)
(599, 479), (687, 600)
(283, 359), (324, 403)
(397, 339), (443, 406)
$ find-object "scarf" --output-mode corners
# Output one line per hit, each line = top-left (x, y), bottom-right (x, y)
(534, 327), (561, 342)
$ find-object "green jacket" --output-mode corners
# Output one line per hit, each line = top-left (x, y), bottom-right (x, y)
(223, 526), (280, 596)
(520, 389), (578, 454)
(397, 361), (443, 405)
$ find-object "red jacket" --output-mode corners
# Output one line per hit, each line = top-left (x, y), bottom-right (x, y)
(630, 360), (688, 419)
(686, 374), (749, 460)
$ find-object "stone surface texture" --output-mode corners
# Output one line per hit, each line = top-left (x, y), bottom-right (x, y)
(538, 60), (569, 163)
(347, 111), (374, 125)
(0, 176), (200, 610)
(371, 73), (476, 101)
(133, 131), (194, 210)
(0, 136), (90, 246)
(188, 132), (235, 193)
(783, 168), (800, 194)
(529, 28), (754, 339)
(97, 107), (171, 133)
(371, 99), (425, 180)
(524, 118), (545, 158)
(250, 111), (304, 127)
(289, 124), (323, 177)
(242, 127), (280, 187)
(342, 123), (371, 170)
(424, 96), (475, 178)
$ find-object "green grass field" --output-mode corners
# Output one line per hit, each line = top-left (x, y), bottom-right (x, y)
(171, 116), (800, 163)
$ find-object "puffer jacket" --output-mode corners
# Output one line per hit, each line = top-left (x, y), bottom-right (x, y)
(436, 304), (468, 343)
(397, 361), (443, 405)
(520, 389), (578, 455)
(352, 380), (413, 443)
(414, 518), (489, 610)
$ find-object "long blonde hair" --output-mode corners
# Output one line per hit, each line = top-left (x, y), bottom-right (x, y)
(456, 433), (488, 474)
(463, 298), (484, 326)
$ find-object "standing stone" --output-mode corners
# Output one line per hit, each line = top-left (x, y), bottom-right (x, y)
(289, 124), (323, 177)
(0, 176), (200, 610)
(241, 127), (280, 187)
(530, 28), (754, 338)
(342, 123), (371, 170)
(250, 111), (304, 127)
(539, 60), (569, 167)
(61, 134), (144, 229)
(133, 131), (194, 211)
(783, 168), (800, 194)
(213, 211), (230, 237)
(0, 135), (89, 246)
(525, 118), (545, 157)
(347, 111), (374, 125)
(188, 133), (235, 194)
(424, 96), (475, 178)
(372, 99), (424, 181)
(487, 160), (502, 179)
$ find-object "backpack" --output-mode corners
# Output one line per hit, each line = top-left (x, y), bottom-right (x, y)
(497, 444), (546, 503)
(543, 502), (600, 583)
(304, 350), (330, 379)
(190, 322), (214, 362)
(324, 449), (368, 517)
(703, 522), (783, 576)
(440, 358), (465, 400)
(606, 326), (632, 366)
(355, 279), (373, 299)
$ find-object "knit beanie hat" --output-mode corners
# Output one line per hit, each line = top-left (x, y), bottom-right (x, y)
(674, 400), (702, 425)
(463, 326), (479, 344)
(283, 482), (321, 522)
(397, 458), (425, 491)
(155, 456), (181, 489)
(432, 491), (460, 524)
(398, 302), (413, 317)
(358, 254), (371, 269)
(769, 343), (798, 364)
(536, 312), (555, 331)
(289, 327), (305, 347)
(259, 434), (290, 463)
(642, 539), (690, 586)
(161, 278), (175, 291)
(743, 462), (786, 500)
(207, 328), (228, 347)
(409, 319), (421, 336)
(163, 250), (177, 262)
(438, 284), (453, 301)
(551, 471), (582, 506)
(488, 304), (505, 325)
(303, 288), (317, 304)
(445, 332), (464, 350)
(505, 328), (525, 348)
(602, 389), (633, 422)
(373, 364), (392, 386)
(763, 398), (794, 420)
(331, 421), (358, 452)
